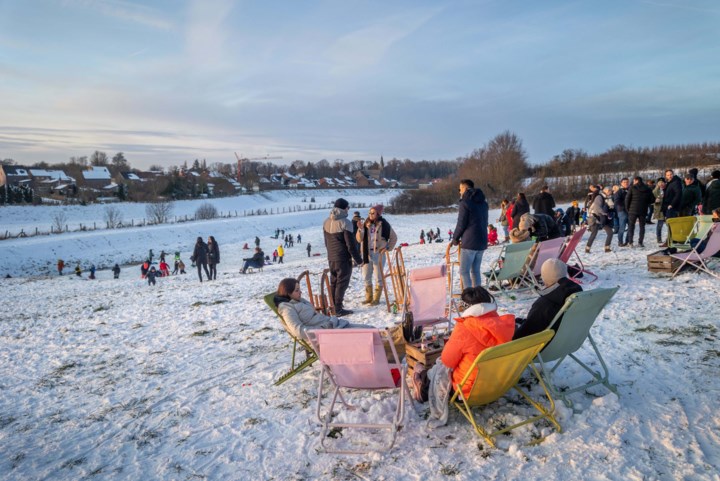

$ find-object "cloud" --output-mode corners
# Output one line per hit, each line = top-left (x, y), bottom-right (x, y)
(184, 0), (236, 69)
(60, 0), (174, 30)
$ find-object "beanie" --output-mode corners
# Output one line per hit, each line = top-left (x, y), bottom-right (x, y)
(372, 204), (384, 216)
(540, 258), (567, 287)
(334, 198), (349, 210)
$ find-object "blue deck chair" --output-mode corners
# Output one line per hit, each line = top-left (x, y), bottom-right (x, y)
(484, 241), (536, 293)
(535, 287), (619, 410)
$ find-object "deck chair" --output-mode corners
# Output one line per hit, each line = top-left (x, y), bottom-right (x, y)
(666, 216), (697, 249)
(450, 330), (561, 448)
(445, 243), (464, 312)
(400, 264), (452, 330)
(308, 328), (412, 454)
(530, 237), (567, 288)
(691, 215), (714, 245)
(483, 240), (536, 292)
(535, 287), (619, 409)
(670, 223), (720, 279)
(559, 227), (598, 283)
(264, 292), (318, 386)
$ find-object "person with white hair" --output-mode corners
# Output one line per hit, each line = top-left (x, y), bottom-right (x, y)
(512, 259), (583, 340)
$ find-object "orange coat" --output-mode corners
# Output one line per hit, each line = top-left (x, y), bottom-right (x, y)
(441, 304), (515, 398)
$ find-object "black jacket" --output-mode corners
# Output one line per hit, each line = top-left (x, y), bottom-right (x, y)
(192, 241), (209, 264)
(323, 208), (363, 264)
(625, 182), (654, 216)
(703, 179), (720, 214)
(208, 241), (220, 264)
(511, 198), (530, 228)
(513, 278), (583, 340)
(526, 213), (562, 241)
(612, 188), (628, 213)
(244, 250), (265, 265)
(532, 192), (556, 217)
(566, 206), (581, 225)
(452, 187), (489, 251)
(662, 175), (683, 214)
(555, 212), (573, 236)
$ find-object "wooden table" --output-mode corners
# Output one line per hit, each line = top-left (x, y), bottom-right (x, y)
(406, 338), (448, 376)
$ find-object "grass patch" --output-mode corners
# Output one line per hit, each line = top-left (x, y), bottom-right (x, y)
(191, 330), (216, 337)
(440, 462), (462, 476)
(191, 300), (228, 307)
(93, 305), (110, 312)
(702, 350), (720, 362)
(244, 417), (264, 426)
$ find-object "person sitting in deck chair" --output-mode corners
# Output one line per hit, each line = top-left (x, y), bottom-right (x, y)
(513, 259), (582, 340)
(273, 278), (367, 341)
(517, 213), (562, 242)
(241, 247), (265, 274)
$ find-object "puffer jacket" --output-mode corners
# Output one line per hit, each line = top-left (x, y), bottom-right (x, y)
(532, 192), (556, 216)
(513, 278), (583, 340)
(192, 241), (209, 264)
(441, 303), (515, 398)
(323, 208), (362, 263)
(452, 187), (489, 251)
(356, 217), (398, 264)
(662, 175), (683, 214)
(274, 296), (349, 341)
(518, 213), (562, 241)
(625, 182), (654, 216)
(704, 178), (720, 214)
(680, 181), (702, 216)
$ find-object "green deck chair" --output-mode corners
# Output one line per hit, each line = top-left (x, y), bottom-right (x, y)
(484, 241), (536, 293)
(450, 330), (561, 448)
(535, 287), (619, 410)
(666, 216), (697, 249)
(264, 292), (318, 386)
(692, 215), (714, 244)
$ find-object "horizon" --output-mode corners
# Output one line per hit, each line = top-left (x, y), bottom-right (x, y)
(1, 0), (719, 169)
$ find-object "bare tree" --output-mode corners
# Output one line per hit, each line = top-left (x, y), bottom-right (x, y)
(195, 202), (218, 220)
(90, 151), (109, 166)
(104, 205), (123, 228)
(51, 210), (68, 233)
(146, 200), (174, 224)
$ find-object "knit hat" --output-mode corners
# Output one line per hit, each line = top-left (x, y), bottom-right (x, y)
(509, 228), (529, 243)
(372, 204), (384, 216)
(334, 198), (349, 209)
(518, 213), (534, 231)
(540, 258), (567, 287)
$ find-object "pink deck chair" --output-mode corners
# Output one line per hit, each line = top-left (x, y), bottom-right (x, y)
(670, 223), (720, 279)
(530, 237), (567, 288)
(559, 227), (598, 283)
(308, 329), (412, 454)
(400, 264), (452, 330)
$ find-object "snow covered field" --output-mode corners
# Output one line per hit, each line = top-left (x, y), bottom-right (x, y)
(1, 192), (718, 480)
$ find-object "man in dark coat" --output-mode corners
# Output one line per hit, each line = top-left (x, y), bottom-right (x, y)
(680, 174), (702, 217)
(241, 247), (265, 273)
(625, 176), (654, 247)
(513, 259), (582, 340)
(518, 213), (562, 242)
(532, 185), (556, 217)
(703, 170), (720, 215)
(323, 198), (363, 316)
(451, 179), (489, 288)
(192, 236), (210, 282)
(661, 169), (683, 219)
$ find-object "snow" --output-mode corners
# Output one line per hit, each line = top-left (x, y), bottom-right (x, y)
(0, 191), (719, 480)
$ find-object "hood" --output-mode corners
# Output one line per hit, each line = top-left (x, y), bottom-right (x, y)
(537, 278), (582, 306)
(454, 303), (515, 345)
(273, 294), (292, 308)
(329, 207), (349, 220)
(464, 187), (486, 205)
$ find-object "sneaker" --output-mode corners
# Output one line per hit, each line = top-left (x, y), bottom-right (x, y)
(604, 246), (612, 253)
(412, 363), (426, 402)
(618, 243), (627, 247)
(638, 243), (644, 248)
(335, 308), (354, 316)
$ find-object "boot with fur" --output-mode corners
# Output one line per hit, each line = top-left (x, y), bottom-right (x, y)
(362, 285), (373, 304)
(371, 286), (383, 306)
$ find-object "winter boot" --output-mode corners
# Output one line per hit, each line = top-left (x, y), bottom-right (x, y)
(362, 285), (373, 304)
(371, 286), (383, 306)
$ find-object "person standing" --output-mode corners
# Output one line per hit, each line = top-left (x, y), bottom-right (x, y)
(356, 204), (398, 305)
(662, 169), (683, 220)
(323, 198), (363, 316)
(498, 199), (510, 243)
(451, 179), (489, 288)
(277, 244), (284, 264)
(255, 236), (260, 248)
(57, 259), (65, 276)
(207, 235), (220, 280)
(147, 266), (157, 286)
(306, 243), (312, 257)
(89, 264), (96, 280)
(645, 179), (656, 223)
(653, 178), (666, 244)
(112, 264), (121, 279)
(613, 178), (629, 246)
(680, 173), (702, 217)
(532, 185), (556, 217)
(585, 185), (614, 253)
(510, 192), (529, 229)
(566, 200), (581, 232)
(625, 176), (654, 247)
(192, 236), (210, 282)
(703, 170), (720, 215)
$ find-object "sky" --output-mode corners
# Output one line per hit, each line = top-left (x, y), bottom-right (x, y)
(0, 0), (719, 170)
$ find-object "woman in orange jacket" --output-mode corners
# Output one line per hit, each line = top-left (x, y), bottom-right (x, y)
(413, 286), (515, 402)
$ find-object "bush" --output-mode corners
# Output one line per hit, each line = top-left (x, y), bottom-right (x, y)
(146, 200), (174, 224)
(195, 202), (218, 220)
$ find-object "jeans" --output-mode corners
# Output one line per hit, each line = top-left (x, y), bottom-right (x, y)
(656, 219), (665, 242)
(616, 211), (628, 244)
(459, 248), (484, 288)
(627, 214), (646, 245)
(362, 251), (383, 287)
(646, 204), (654, 223)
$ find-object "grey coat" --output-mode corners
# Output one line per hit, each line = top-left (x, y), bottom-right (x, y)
(276, 298), (350, 341)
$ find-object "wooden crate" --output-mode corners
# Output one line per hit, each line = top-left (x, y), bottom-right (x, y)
(406, 340), (446, 376)
(647, 250), (682, 273)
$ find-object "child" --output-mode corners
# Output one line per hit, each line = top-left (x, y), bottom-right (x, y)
(147, 266), (157, 286)
(487, 224), (499, 246)
(178, 259), (186, 274)
(75, 264), (82, 277)
(112, 264), (121, 279)
(159, 260), (170, 277)
(140, 260), (150, 279)
(89, 264), (96, 280)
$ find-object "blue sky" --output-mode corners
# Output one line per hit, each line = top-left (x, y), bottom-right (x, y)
(0, 0), (718, 169)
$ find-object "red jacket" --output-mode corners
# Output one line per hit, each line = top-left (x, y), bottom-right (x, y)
(441, 304), (515, 398)
(488, 229), (498, 245)
(506, 203), (515, 230)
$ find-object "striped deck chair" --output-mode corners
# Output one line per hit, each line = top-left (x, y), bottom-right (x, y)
(450, 330), (561, 448)
(559, 227), (598, 283)
(264, 292), (318, 386)
(666, 216), (697, 249)
(308, 328), (413, 454)
(530, 237), (567, 288)
(535, 287), (619, 410)
(670, 223), (720, 279)
(484, 241), (536, 292)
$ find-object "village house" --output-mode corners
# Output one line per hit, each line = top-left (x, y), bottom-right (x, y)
(0, 165), (32, 188)
(81, 166), (113, 189)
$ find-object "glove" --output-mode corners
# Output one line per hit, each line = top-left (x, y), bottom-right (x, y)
(452, 239), (459, 246)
